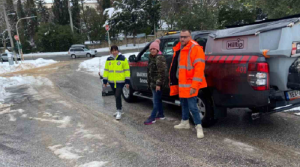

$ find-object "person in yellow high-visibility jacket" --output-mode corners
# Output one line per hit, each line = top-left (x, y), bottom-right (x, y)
(103, 45), (130, 120)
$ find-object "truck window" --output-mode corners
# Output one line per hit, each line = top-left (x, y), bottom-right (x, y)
(140, 50), (150, 61)
(162, 39), (179, 56)
(194, 36), (207, 51)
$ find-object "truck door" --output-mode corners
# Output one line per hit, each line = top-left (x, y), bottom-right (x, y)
(129, 44), (150, 91)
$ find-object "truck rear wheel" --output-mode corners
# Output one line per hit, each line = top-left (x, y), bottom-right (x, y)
(190, 91), (217, 127)
(122, 85), (137, 102)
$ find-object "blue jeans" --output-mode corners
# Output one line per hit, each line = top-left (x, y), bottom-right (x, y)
(150, 89), (164, 118)
(180, 97), (202, 125)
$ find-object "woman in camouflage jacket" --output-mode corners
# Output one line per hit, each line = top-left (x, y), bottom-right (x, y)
(144, 39), (167, 125)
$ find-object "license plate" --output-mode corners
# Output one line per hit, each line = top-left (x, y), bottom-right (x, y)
(286, 90), (300, 101)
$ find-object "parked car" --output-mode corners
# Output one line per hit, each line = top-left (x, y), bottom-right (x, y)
(68, 47), (96, 59)
(1, 52), (21, 62)
(69, 44), (97, 57)
(123, 15), (300, 127)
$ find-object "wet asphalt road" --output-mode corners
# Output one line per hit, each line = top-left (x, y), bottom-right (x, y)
(0, 59), (300, 167)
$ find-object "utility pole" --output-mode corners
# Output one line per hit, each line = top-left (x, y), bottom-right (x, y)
(68, 0), (74, 33)
(3, 5), (18, 64)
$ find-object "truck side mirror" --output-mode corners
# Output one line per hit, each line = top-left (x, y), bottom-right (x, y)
(128, 55), (136, 62)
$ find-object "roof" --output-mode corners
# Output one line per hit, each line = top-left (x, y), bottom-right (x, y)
(210, 17), (300, 39)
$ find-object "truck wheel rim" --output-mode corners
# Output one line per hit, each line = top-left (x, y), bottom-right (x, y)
(123, 86), (130, 98)
(197, 97), (206, 119)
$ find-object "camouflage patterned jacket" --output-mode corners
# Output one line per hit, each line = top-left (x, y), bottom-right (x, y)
(147, 54), (167, 89)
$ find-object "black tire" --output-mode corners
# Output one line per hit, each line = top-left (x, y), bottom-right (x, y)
(121, 84), (137, 102)
(86, 53), (91, 58)
(189, 91), (217, 127)
(71, 54), (76, 59)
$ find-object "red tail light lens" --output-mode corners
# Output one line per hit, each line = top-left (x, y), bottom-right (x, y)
(248, 62), (269, 91)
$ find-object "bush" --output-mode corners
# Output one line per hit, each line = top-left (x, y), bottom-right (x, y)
(34, 23), (83, 52)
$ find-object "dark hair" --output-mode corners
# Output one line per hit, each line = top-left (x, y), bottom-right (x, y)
(181, 29), (191, 35)
(110, 45), (119, 52)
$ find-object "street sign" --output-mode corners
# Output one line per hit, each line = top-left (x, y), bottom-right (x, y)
(105, 25), (110, 31)
(14, 35), (19, 41)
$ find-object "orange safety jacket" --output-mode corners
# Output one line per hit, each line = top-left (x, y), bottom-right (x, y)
(169, 40), (207, 98)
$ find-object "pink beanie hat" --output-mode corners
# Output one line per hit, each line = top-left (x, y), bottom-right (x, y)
(149, 39), (161, 52)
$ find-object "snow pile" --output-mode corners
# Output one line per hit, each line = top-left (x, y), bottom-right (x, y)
(0, 58), (57, 74)
(77, 52), (139, 76)
(0, 76), (53, 102)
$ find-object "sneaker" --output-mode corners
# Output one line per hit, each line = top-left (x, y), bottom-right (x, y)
(116, 111), (122, 120)
(155, 115), (166, 120)
(174, 120), (190, 129)
(114, 110), (123, 117)
(195, 124), (204, 139)
(144, 117), (156, 125)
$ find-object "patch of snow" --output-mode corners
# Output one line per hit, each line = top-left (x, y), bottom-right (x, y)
(74, 123), (105, 140)
(295, 112), (300, 116)
(0, 76), (53, 102)
(54, 101), (72, 108)
(21, 114), (27, 118)
(29, 116), (71, 128)
(48, 145), (82, 160)
(0, 107), (26, 121)
(24, 52), (68, 57)
(8, 114), (16, 121)
(77, 161), (108, 167)
(224, 138), (255, 152)
(0, 58), (57, 74)
(77, 52), (139, 76)
(285, 106), (300, 112)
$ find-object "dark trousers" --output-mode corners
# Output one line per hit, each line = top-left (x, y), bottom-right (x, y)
(150, 89), (164, 118)
(110, 84), (122, 110)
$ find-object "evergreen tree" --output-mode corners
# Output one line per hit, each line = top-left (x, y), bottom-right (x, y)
(5, 0), (18, 32)
(25, 0), (38, 42)
(17, 0), (26, 19)
(36, 0), (50, 24)
(52, 0), (70, 25)
(102, 0), (111, 10)
(109, 0), (147, 46)
(71, 0), (81, 32)
(143, 0), (160, 34)
(218, 0), (256, 28)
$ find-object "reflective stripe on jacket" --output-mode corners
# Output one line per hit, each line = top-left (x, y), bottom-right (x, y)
(169, 40), (207, 98)
(103, 54), (130, 88)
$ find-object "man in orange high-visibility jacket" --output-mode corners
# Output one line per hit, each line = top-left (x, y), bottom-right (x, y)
(169, 30), (207, 139)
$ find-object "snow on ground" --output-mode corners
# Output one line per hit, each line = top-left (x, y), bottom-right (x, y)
(24, 52), (68, 58)
(29, 116), (71, 128)
(77, 52), (139, 76)
(95, 43), (148, 52)
(48, 145), (82, 160)
(22, 43), (147, 58)
(0, 76), (53, 102)
(77, 161), (108, 167)
(0, 58), (57, 74)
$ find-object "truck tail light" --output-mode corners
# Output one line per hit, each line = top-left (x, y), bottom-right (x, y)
(248, 62), (269, 91)
(292, 42), (300, 56)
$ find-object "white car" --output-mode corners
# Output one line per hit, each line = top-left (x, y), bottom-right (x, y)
(1, 52), (21, 62)
(68, 47), (96, 59)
